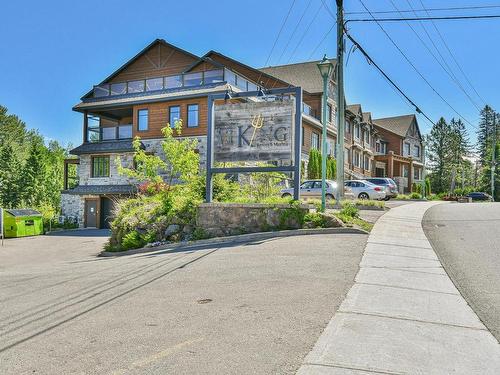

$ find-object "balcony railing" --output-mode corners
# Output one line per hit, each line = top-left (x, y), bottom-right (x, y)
(88, 125), (133, 142)
(93, 69), (226, 98)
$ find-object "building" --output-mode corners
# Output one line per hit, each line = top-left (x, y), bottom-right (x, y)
(61, 38), (422, 228)
(372, 114), (424, 193)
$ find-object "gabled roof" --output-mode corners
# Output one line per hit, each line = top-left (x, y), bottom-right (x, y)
(362, 112), (372, 124)
(346, 104), (362, 117)
(82, 39), (200, 99)
(373, 114), (421, 138)
(259, 59), (336, 94)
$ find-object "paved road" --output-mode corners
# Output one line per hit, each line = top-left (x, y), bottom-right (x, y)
(0, 230), (367, 374)
(423, 202), (500, 342)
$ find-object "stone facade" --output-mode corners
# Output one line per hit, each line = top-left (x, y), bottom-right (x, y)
(78, 153), (135, 186)
(61, 193), (85, 227)
(197, 203), (309, 237)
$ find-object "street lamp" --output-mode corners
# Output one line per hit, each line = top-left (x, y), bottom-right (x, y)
(317, 55), (334, 212)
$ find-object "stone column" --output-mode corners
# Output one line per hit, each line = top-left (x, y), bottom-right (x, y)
(388, 151), (394, 178)
(408, 158), (413, 191)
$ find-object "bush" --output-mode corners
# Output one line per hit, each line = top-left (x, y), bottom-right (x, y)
(303, 212), (326, 228)
(409, 192), (422, 199)
(339, 202), (359, 219)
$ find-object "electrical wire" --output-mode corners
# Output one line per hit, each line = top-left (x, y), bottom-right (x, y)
(356, 0), (475, 127)
(308, 22), (336, 60)
(416, 0), (487, 106)
(345, 4), (500, 16)
(286, 2), (323, 63)
(344, 30), (435, 126)
(346, 13), (500, 23)
(276, 0), (314, 65)
(387, 0), (481, 111)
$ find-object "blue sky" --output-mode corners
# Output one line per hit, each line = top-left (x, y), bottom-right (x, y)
(0, 0), (498, 147)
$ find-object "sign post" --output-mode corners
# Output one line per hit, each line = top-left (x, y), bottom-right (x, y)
(206, 87), (302, 202)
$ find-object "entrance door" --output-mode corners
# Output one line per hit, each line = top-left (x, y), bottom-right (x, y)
(85, 200), (98, 228)
(100, 197), (114, 229)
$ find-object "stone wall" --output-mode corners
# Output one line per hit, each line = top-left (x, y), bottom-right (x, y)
(197, 203), (310, 237)
(61, 194), (85, 227)
(78, 153), (135, 186)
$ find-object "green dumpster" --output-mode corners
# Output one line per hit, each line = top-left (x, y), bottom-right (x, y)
(3, 209), (43, 238)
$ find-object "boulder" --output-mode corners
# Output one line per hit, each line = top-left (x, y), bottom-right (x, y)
(164, 224), (181, 237)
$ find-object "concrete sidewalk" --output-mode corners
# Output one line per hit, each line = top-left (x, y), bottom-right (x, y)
(297, 202), (500, 375)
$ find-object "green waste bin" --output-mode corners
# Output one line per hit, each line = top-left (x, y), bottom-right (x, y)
(3, 209), (43, 238)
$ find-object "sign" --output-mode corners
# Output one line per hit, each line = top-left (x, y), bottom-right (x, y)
(213, 100), (294, 163)
(206, 87), (302, 202)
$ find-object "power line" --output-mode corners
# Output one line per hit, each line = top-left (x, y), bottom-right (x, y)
(344, 30), (435, 126)
(276, 0), (314, 65)
(346, 13), (500, 23)
(320, 0), (336, 19)
(387, 0), (481, 111)
(417, 0), (487, 106)
(345, 5), (500, 16)
(263, 0), (297, 67)
(356, 0), (475, 128)
(286, 2), (323, 63)
(308, 22), (336, 60)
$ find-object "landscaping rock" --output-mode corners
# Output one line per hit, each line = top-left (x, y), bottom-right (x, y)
(318, 212), (344, 228)
(164, 224), (181, 237)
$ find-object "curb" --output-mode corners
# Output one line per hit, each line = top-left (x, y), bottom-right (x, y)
(99, 227), (368, 258)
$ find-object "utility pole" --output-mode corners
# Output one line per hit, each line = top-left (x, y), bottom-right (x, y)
(335, 0), (345, 206)
(492, 112), (497, 200)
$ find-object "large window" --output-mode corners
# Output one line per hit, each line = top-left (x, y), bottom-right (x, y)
(354, 151), (360, 167)
(92, 156), (110, 178)
(137, 109), (148, 131)
(311, 132), (320, 149)
(414, 167), (421, 180)
(404, 142), (411, 156)
(345, 120), (350, 133)
(169, 106), (181, 128)
(364, 155), (370, 170)
(327, 103), (333, 123)
(355, 124), (360, 139)
(187, 104), (199, 128)
(413, 145), (420, 157)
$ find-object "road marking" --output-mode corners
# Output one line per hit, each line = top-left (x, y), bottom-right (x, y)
(110, 337), (204, 375)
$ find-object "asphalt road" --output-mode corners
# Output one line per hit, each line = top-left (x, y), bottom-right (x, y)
(0, 230), (367, 374)
(423, 202), (500, 342)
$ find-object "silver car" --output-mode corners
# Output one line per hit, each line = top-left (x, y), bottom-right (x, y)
(344, 179), (386, 200)
(280, 180), (354, 200)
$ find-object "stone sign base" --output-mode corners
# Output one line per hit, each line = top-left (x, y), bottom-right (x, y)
(197, 203), (310, 237)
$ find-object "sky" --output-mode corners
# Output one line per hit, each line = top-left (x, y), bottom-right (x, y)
(0, 0), (498, 147)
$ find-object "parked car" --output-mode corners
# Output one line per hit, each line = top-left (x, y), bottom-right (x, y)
(280, 179), (355, 200)
(466, 192), (493, 201)
(365, 177), (398, 200)
(344, 180), (387, 200)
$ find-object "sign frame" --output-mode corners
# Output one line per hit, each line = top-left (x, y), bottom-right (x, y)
(206, 87), (303, 202)
(0, 208), (4, 246)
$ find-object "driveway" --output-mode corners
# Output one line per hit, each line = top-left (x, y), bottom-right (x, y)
(0, 232), (367, 374)
(423, 202), (500, 342)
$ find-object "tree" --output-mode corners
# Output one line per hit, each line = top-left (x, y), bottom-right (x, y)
(448, 118), (471, 192)
(0, 144), (22, 208)
(20, 139), (48, 207)
(307, 148), (321, 179)
(427, 117), (452, 193)
(476, 105), (499, 200)
(326, 156), (336, 180)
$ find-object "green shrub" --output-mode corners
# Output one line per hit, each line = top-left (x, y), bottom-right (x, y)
(303, 212), (326, 228)
(121, 230), (146, 250)
(396, 194), (410, 200)
(339, 202), (359, 218)
(409, 192), (422, 199)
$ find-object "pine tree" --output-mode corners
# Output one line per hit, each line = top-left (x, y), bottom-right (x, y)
(20, 140), (48, 207)
(449, 118), (471, 191)
(0, 144), (22, 208)
(427, 117), (452, 193)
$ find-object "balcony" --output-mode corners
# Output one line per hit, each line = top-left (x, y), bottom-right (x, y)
(87, 125), (132, 142)
(302, 103), (319, 120)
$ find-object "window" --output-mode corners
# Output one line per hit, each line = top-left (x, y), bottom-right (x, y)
(376, 142), (380, 153)
(413, 145), (420, 157)
(137, 109), (148, 131)
(187, 104), (199, 127)
(301, 181), (315, 189)
(354, 151), (360, 167)
(184, 72), (203, 87)
(355, 124), (360, 139)
(364, 155), (370, 170)
(403, 165), (409, 178)
(169, 106), (181, 128)
(404, 142), (411, 156)
(302, 126), (305, 146)
(365, 129), (370, 144)
(92, 156), (110, 178)
(345, 120), (350, 133)
(414, 167), (421, 180)
(327, 103), (333, 123)
(311, 132), (320, 149)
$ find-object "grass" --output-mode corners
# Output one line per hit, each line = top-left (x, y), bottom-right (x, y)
(333, 202), (374, 232)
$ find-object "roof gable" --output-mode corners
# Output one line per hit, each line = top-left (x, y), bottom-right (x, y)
(373, 114), (421, 139)
(83, 39), (200, 98)
(259, 59), (337, 94)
